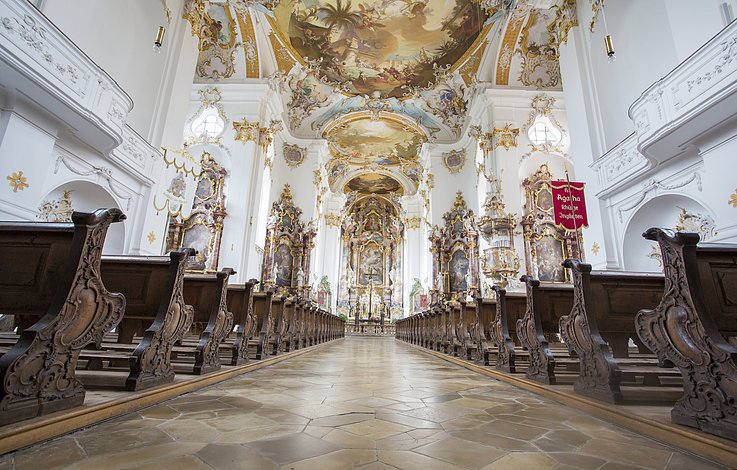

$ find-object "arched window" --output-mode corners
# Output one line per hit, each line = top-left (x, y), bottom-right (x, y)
(191, 107), (225, 139)
(527, 115), (562, 148)
(255, 144), (275, 250)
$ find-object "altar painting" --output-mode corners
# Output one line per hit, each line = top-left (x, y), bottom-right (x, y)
(358, 242), (384, 286)
(449, 247), (469, 292)
(274, 240), (294, 286)
(182, 222), (213, 271)
(535, 234), (565, 282)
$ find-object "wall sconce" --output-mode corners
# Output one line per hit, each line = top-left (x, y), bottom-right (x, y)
(153, 26), (166, 53)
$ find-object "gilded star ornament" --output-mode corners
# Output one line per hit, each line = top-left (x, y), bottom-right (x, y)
(7, 171), (29, 192)
(591, 242), (600, 256)
(147, 231), (157, 244)
(729, 189), (737, 208)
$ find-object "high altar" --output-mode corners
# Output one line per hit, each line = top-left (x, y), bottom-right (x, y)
(336, 195), (403, 321)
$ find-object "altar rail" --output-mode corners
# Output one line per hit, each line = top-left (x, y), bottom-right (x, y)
(345, 322), (396, 336)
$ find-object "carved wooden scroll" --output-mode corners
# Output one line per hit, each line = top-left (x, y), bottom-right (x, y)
(254, 290), (275, 360)
(128, 248), (196, 391)
(636, 228), (737, 440)
(516, 275), (556, 384)
(230, 279), (258, 366)
(194, 268), (235, 374)
(0, 209), (126, 424)
(489, 286), (517, 372)
(560, 259), (623, 403)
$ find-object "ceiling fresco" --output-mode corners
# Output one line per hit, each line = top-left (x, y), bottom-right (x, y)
(185, 0), (573, 197)
(272, 0), (488, 98)
(325, 115), (426, 166)
(345, 174), (404, 195)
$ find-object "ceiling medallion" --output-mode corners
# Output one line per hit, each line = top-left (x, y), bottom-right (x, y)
(442, 149), (466, 174)
(283, 143), (306, 168)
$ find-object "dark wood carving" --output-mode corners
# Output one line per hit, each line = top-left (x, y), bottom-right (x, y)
(193, 268), (235, 374)
(636, 228), (737, 440)
(125, 249), (196, 390)
(0, 209), (126, 424)
(254, 291), (275, 359)
(560, 259), (622, 403)
(516, 275), (556, 384)
(488, 286), (516, 372)
(227, 279), (258, 365)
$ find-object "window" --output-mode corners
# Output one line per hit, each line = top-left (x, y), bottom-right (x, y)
(191, 107), (225, 138)
(528, 115), (562, 148)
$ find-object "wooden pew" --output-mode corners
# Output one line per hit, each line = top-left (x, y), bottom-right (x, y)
(515, 276), (574, 384)
(90, 249), (195, 391)
(0, 209), (126, 424)
(270, 295), (287, 355)
(487, 288), (526, 372)
(636, 228), (737, 440)
(182, 269), (235, 374)
(252, 290), (275, 360)
(280, 297), (297, 352)
(226, 279), (258, 365)
(472, 296), (495, 366)
(560, 259), (667, 403)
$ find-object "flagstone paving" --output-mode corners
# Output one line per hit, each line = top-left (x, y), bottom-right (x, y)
(1, 337), (725, 469)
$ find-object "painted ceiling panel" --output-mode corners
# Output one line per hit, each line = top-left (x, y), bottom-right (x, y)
(272, 0), (487, 98)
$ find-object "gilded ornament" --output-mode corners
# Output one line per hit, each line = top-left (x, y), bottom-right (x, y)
(324, 213), (341, 227)
(494, 124), (520, 150)
(6, 171), (29, 192)
(591, 242), (600, 255)
(147, 231), (157, 244)
(37, 190), (74, 222)
(729, 189), (737, 208)
(233, 119), (260, 143)
(404, 217), (421, 230)
(258, 120), (283, 151)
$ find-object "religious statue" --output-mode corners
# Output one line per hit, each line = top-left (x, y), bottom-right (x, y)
(296, 267), (305, 288)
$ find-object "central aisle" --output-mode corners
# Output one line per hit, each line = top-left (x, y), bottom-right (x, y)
(5, 337), (723, 469)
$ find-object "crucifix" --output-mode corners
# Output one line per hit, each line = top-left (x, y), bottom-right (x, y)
(367, 267), (379, 320)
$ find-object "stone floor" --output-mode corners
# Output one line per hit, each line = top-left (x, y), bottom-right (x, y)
(0, 337), (725, 470)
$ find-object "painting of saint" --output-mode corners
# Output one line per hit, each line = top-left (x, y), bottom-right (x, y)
(182, 223), (213, 271)
(449, 248), (469, 292)
(364, 214), (380, 232)
(274, 241), (293, 286)
(359, 245), (383, 286)
(535, 236), (565, 282)
(537, 186), (554, 212)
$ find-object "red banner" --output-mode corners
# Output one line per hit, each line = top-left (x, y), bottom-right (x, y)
(551, 180), (588, 231)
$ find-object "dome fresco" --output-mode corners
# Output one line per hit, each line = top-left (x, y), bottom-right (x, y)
(272, 0), (487, 98)
(345, 173), (404, 195)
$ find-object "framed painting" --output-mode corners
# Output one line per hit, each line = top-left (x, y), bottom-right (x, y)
(273, 239), (294, 286)
(449, 247), (470, 292)
(358, 243), (384, 286)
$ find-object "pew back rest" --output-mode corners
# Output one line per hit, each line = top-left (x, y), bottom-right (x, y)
(536, 283), (574, 331)
(0, 224), (75, 317)
(100, 256), (171, 318)
(588, 270), (665, 332)
(183, 273), (222, 326)
(695, 245), (737, 336)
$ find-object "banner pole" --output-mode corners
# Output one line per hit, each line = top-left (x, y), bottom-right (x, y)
(564, 165), (582, 257)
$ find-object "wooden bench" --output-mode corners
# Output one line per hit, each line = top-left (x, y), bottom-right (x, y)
(89, 249), (195, 391)
(252, 291), (275, 360)
(560, 259), (668, 403)
(225, 279), (258, 365)
(182, 269), (235, 374)
(636, 228), (737, 440)
(470, 296), (494, 364)
(516, 276), (575, 384)
(487, 288), (526, 373)
(0, 209), (125, 425)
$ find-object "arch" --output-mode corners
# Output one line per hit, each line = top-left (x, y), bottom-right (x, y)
(41, 180), (126, 254)
(622, 194), (714, 272)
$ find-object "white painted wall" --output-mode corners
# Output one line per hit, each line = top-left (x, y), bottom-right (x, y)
(39, 0), (191, 144)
